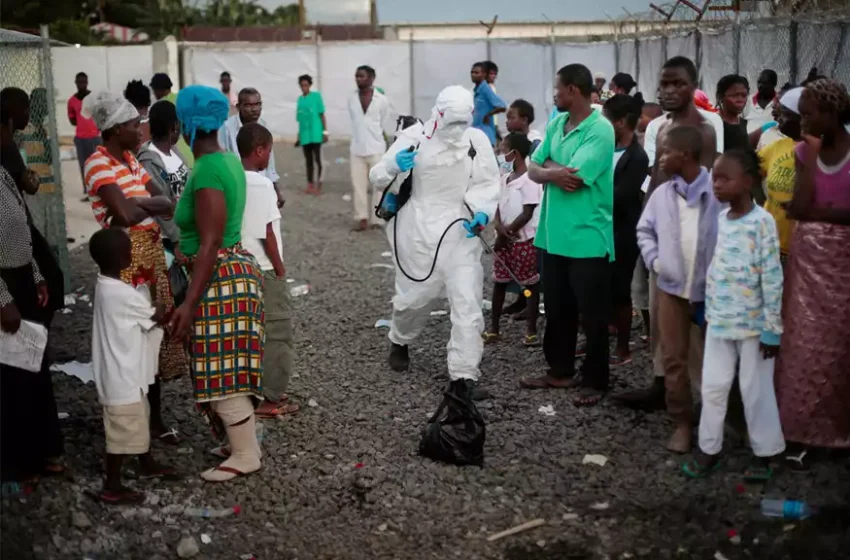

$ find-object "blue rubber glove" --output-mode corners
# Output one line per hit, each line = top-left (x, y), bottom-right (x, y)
(463, 212), (489, 238)
(395, 149), (417, 172)
(381, 192), (398, 214)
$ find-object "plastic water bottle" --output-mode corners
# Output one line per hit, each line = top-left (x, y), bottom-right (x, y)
(760, 499), (815, 519)
(289, 284), (310, 297)
(183, 505), (241, 518)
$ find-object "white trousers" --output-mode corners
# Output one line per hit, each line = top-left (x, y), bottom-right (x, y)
(698, 334), (786, 457)
(350, 153), (383, 223)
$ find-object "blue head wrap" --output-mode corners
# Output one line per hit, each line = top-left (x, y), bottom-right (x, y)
(175, 85), (230, 148)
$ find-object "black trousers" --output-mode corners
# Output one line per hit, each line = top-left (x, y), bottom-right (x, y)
(302, 143), (322, 184)
(0, 264), (63, 481)
(541, 251), (611, 391)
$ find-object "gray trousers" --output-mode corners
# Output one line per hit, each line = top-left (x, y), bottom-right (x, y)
(262, 271), (294, 401)
(74, 136), (102, 193)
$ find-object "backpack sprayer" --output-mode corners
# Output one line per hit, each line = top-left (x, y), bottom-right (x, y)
(373, 116), (533, 298)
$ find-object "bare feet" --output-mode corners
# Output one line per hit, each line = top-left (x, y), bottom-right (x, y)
(519, 373), (580, 389)
(667, 423), (693, 454)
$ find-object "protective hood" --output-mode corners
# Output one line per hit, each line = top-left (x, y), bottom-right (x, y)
(424, 86), (474, 147)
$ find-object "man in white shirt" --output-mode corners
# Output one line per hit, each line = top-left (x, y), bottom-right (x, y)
(237, 123), (297, 419)
(743, 69), (778, 133)
(349, 65), (395, 231)
(219, 87), (284, 208)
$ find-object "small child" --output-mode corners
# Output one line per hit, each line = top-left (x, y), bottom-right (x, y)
(505, 99), (542, 152)
(90, 228), (177, 505)
(483, 132), (542, 346)
(236, 122), (296, 419)
(636, 125), (722, 453)
(683, 149), (785, 479)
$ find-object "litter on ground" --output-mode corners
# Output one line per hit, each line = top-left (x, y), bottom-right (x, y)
(538, 405), (556, 416)
(582, 454), (608, 467)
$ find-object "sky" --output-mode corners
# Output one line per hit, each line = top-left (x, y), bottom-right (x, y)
(255, 0), (656, 25)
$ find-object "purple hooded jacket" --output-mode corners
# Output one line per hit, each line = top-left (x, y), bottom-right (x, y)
(637, 168), (722, 302)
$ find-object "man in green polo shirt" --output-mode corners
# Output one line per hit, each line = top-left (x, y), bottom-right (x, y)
(519, 64), (615, 406)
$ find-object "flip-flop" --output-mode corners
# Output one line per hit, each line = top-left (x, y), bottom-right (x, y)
(743, 464), (774, 482)
(609, 355), (633, 367)
(201, 465), (258, 483)
(482, 331), (501, 344)
(682, 456), (722, 479)
(255, 402), (300, 419)
(99, 488), (146, 505)
(522, 334), (540, 347)
(574, 389), (604, 407)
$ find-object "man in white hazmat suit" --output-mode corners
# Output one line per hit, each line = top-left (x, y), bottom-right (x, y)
(369, 85), (501, 392)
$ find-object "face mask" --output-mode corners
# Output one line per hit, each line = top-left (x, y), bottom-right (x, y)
(497, 152), (514, 175)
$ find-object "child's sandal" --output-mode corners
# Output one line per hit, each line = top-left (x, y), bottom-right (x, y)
(522, 334), (540, 347)
(682, 454), (722, 478)
(482, 331), (501, 344)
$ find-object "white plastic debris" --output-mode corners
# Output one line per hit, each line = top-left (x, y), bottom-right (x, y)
(78, 294), (90, 302)
(482, 299), (492, 311)
(63, 294), (76, 306)
(57, 412), (69, 420)
(50, 361), (94, 384)
(562, 513), (579, 521)
(378, 523), (388, 532)
(289, 284), (311, 297)
(374, 319), (391, 329)
(539, 303), (545, 314)
(60, 308), (72, 314)
(176, 536), (199, 558)
(381, 251), (392, 258)
(590, 501), (610, 511)
(200, 534), (212, 545)
(369, 263), (393, 270)
(342, 193), (352, 202)
(429, 310), (448, 316)
(729, 534), (742, 545)
(307, 398), (318, 408)
(714, 552), (729, 560)
(538, 404), (556, 416)
(286, 278), (294, 283)
(582, 454), (608, 467)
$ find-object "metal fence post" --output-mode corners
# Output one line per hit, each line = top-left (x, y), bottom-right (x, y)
(661, 34), (668, 64)
(634, 37), (640, 90)
(408, 34), (415, 116)
(830, 21), (848, 78)
(40, 25), (71, 292)
(733, 21), (741, 75)
(695, 28), (702, 90)
(315, 34), (322, 92)
(789, 21), (798, 85)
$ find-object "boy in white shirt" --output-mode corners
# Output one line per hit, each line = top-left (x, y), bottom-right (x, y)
(90, 228), (177, 505)
(237, 123), (297, 419)
(483, 132), (542, 346)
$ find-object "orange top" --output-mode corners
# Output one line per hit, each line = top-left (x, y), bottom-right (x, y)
(84, 145), (156, 230)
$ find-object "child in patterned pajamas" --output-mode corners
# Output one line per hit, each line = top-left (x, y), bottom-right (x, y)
(683, 149), (786, 480)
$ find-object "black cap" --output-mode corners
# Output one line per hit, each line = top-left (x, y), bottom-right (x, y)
(150, 73), (173, 90)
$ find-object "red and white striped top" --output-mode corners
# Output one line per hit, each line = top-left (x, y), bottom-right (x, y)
(84, 146), (155, 231)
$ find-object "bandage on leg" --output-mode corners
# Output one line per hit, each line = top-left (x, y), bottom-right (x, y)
(201, 396), (261, 482)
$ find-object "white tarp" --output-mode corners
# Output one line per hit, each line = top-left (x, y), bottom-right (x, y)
(412, 41), (487, 119)
(318, 41), (411, 137)
(491, 41), (551, 137)
(637, 37), (664, 101)
(701, 29), (736, 105)
(52, 46), (154, 138)
(187, 45), (317, 138)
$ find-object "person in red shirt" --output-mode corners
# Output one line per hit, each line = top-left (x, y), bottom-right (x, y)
(67, 72), (101, 199)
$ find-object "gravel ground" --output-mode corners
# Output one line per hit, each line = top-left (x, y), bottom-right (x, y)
(3, 142), (849, 560)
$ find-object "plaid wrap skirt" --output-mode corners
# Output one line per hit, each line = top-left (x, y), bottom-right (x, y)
(190, 246), (265, 403)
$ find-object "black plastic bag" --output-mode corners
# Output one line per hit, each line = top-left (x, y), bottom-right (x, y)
(419, 380), (485, 466)
(168, 262), (188, 307)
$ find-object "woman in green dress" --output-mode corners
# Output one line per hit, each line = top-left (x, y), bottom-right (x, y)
(295, 74), (327, 195)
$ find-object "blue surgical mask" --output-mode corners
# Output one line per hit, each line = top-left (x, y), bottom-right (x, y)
(497, 153), (514, 175)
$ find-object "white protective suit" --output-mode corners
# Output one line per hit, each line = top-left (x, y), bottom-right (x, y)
(369, 86), (501, 382)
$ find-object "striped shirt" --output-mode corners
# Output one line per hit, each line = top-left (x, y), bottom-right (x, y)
(84, 146), (155, 230)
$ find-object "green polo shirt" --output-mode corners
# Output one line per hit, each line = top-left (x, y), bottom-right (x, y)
(531, 109), (615, 260)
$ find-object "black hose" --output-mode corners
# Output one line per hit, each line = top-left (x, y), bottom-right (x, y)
(392, 212), (468, 283)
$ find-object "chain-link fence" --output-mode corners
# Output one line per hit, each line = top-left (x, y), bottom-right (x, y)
(0, 27), (70, 292)
(613, 11), (850, 104)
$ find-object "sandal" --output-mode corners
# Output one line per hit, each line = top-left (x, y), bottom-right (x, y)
(154, 428), (181, 446)
(201, 465), (259, 483)
(743, 462), (774, 482)
(522, 334), (540, 347)
(574, 389), (604, 407)
(99, 488), (146, 505)
(609, 354), (633, 367)
(255, 402), (300, 419)
(482, 331), (501, 344)
(682, 453), (722, 478)
(784, 449), (810, 472)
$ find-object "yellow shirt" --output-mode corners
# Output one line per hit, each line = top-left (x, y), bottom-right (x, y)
(758, 137), (796, 253)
